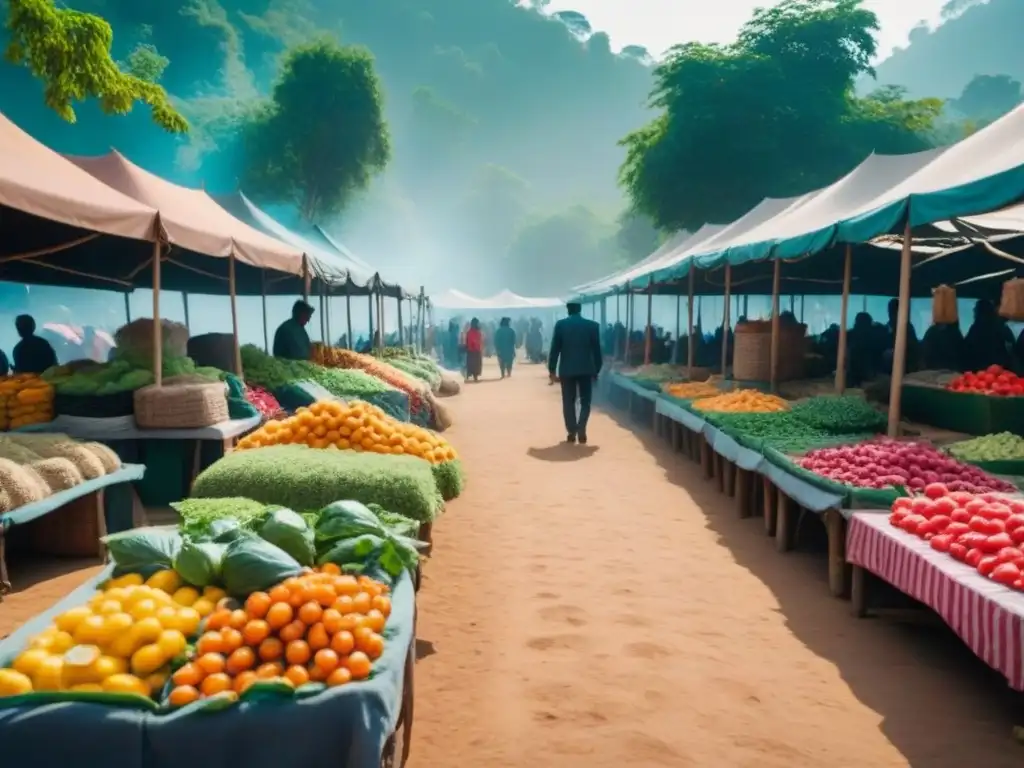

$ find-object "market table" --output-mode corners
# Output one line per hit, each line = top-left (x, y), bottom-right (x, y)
(0, 565), (418, 768)
(0, 463), (146, 597)
(846, 512), (1024, 691)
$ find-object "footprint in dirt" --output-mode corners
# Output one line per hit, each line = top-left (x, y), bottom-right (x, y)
(538, 604), (588, 627)
(526, 634), (589, 651)
(624, 641), (672, 660)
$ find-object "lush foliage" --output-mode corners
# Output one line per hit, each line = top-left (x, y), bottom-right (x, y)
(618, 0), (943, 232)
(240, 38), (390, 223)
(4, 0), (186, 131)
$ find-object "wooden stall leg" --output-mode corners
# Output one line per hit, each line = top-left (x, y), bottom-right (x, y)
(776, 493), (795, 552)
(735, 468), (751, 518)
(652, 404), (660, 435)
(850, 566), (868, 618)
(671, 421), (682, 453)
(715, 454), (725, 493)
(29, 490), (107, 559)
(724, 461), (736, 498)
(825, 509), (849, 598)
(95, 489), (108, 560)
(130, 487), (149, 529)
(763, 478), (777, 536)
(700, 437), (712, 480)
(188, 439), (203, 494)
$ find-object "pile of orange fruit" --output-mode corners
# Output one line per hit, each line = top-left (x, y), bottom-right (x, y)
(662, 381), (719, 399)
(692, 389), (789, 413)
(235, 399), (457, 464)
(166, 565), (390, 707)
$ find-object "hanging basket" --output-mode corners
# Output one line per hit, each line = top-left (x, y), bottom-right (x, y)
(134, 382), (229, 429)
(931, 284), (958, 324)
(732, 321), (806, 382)
(999, 278), (1024, 321)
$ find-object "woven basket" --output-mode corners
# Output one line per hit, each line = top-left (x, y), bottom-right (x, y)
(134, 382), (229, 429)
(732, 323), (806, 382)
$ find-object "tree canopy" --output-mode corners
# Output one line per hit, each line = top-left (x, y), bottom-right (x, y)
(619, 0), (942, 232)
(239, 38), (391, 223)
(4, 0), (186, 131)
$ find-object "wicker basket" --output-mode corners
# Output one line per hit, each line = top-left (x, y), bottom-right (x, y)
(133, 382), (229, 429)
(732, 322), (806, 382)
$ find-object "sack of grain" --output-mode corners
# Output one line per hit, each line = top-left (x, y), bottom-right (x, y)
(999, 278), (1024, 321)
(7, 434), (106, 479)
(81, 442), (122, 473)
(30, 457), (84, 492)
(0, 458), (50, 511)
(932, 285), (958, 324)
(438, 368), (462, 397)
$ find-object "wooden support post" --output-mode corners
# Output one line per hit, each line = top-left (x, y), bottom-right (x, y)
(643, 277), (654, 365)
(397, 295), (404, 346)
(763, 477), (777, 536)
(228, 253), (242, 375)
(769, 260), (781, 391)
(151, 242), (162, 386)
(775, 492), (795, 552)
(715, 453), (725, 493)
(887, 223), (913, 436)
(721, 264), (731, 377)
(835, 244), (852, 393)
(261, 271), (269, 353)
(686, 268), (695, 378)
(735, 468), (751, 517)
(825, 509), (849, 598)
(345, 283), (354, 350)
(724, 460), (736, 498)
(851, 566), (868, 617)
(182, 292), (190, 333)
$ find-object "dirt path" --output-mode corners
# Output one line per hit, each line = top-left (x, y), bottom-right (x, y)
(410, 361), (1021, 767)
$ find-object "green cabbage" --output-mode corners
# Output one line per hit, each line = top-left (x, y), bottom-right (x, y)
(260, 508), (315, 566)
(315, 500), (387, 543)
(174, 540), (226, 587)
(220, 534), (303, 598)
(102, 527), (182, 571)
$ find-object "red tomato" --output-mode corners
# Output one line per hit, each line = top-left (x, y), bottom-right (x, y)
(986, 504), (1012, 521)
(1011, 527), (1024, 546)
(948, 542), (968, 561)
(889, 510), (908, 527)
(996, 547), (1024, 565)
(966, 548), (985, 568)
(892, 497), (913, 512)
(924, 483), (948, 500)
(990, 562), (1021, 586)
(928, 515), (951, 533)
(978, 555), (999, 576)
(900, 514), (927, 535)
(945, 522), (971, 538)
(982, 532), (1014, 554)
(968, 516), (990, 533)
(950, 509), (972, 524)
(929, 534), (953, 553)
(1005, 514), (1024, 532)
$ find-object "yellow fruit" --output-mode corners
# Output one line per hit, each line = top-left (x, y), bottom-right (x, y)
(145, 668), (170, 693)
(157, 630), (187, 659)
(132, 617), (164, 645)
(191, 598), (215, 618)
(91, 655), (129, 681)
(101, 587), (129, 604)
(102, 674), (150, 697)
(94, 599), (123, 616)
(64, 644), (102, 668)
(73, 615), (108, 645)
(70, 683), (104, 692)
(107, 573), (144, 589)
(155, 606), (178, 627)
(146, 570), (183, 594)
(32, 656), (65, 691)
(129, 598), (158, 621)
(172, 587), (200, 607)
(102, 612), (135, 639)
(107, 631), (143, 660)
(0, 669), (33, 697)
(54, 606), (93, 635)
(130, 644), (167, 677)
(168, 607), (201, 637)
(12, 649), (50, 678)
(202, 586), (227, 603)
(47, 631), (75, 654)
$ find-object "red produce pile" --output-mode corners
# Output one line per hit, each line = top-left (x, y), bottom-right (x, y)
(890, 485), (1024, 591)
(798, 438), (1015, 493)
(946, 364), (1024, 396)
(244, 384), (286, 420)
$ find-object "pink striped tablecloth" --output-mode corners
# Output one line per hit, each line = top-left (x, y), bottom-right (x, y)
(846, 512), (1024, 690)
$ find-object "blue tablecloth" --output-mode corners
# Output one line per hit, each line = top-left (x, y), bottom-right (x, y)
(607, 373), (658, 401)
(0, 568), (415, 768)
(654, 396), (706, 433)
(702, 426), (765, 472)
(1, 463), (146, 528)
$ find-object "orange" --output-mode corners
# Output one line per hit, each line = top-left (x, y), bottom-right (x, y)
(307, 623), (330, 651)
(334, 576), (359, 596)
(361, 633), (384, 660)
(352, 592), (372, 614)
(326, 667), (352, 687)
(244, 592), (271, 619)
(361, 609), (386, 634)
(320, 563), (341, 576)
(196, 631), (225, 655)
(168, 684), (201, 707)
(284, 665), (309, 687)
(204, 609), (231, 632)
(243, 619), (271, 647)
(258, 637), (284, 662)
(278, 620), (306, 644)
(220, 627), (244, 653)
(332, 596), (355, 615)
(285, 640), (310, 666)
(297, 601), (322, 626)
(195, 652), (226, 676)
(225, 647), (256, 675)
(171, 662), (202, 688)
(308, 664), (328, 682)
(313, 649), (339, 674)
(267, 585), (290, 604)
(233, 670), (257, 694)
(330, 631), (355, 656)
(371, 595), (391, 618)
(200, 672), (232, 696)
(266, 602), (293, 630)
(228, 610), (248, 631)
(321, 609), (345, 635)
(311, 584), (336, 608)
(353, 626), (374, 647)
(345, 651), (372, 680)
(255, 661), (284, 679)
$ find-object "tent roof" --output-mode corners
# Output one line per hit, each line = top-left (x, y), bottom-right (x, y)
(431, 289), (563, 310)
(311, 226), (409, 298)
(431, 289), (488, 309)
(309, 225), (374, 272)
(0, 112), (158, 242)
(572, 230), (693, 295)
(66, 152), (304, 275)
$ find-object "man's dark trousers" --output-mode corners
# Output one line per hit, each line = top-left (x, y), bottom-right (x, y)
(560, 375), (593, 436)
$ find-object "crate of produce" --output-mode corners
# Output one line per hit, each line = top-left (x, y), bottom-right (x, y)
(899, 383), (1024, 436)
(944, 432), (1024, 476)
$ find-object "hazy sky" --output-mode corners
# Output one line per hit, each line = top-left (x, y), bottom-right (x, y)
(547, 0), (950, 59)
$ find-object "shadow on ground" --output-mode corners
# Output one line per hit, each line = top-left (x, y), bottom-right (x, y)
(600, 400), (1023, 767)
(527, 444), (600, 462)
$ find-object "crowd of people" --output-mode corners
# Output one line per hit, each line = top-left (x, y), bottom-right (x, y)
(0, 315), (59, 376)
(424, 316), (550, 381)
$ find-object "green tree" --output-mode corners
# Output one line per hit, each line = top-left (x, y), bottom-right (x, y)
(4, 0), (186, 131)
(240, 37), (391, 223)
(948, 74), (1022, 121)
(619, 0), (941, 232)
(119, 42), (169, 84)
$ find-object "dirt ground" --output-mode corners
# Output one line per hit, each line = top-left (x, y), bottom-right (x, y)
(409, 360), (1022, 767)
(1, 359), (1021, 766)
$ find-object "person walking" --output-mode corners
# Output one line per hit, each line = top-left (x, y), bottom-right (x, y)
(495, 317), (516, 378)
(548, 302), (603, 444)
(464, 318), (484, 382)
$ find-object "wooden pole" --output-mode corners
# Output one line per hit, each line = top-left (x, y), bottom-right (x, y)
(615, 291), (622, 360)
(228, 253), (242, 375)
(721, 265), (732, 377)
(643, 277), (654, 365)
(261, 271), (269, 354)
(318, 287), (326, 343)
(674, 294), (681, 363)
(887, 223), (914, 437)
(835, 245), (852, 393)
(625, 292), (633, 365)
(151, 242), (162, 386)
(770, 260), (781, 391)
(345, 283), (353, 350)
(326, 290), (332, 346)
(302, 256), (310, 302)
(686, 268), (695, 378)
(377, 291), (386, 351)
(799, 294), (806, 324)
(367, 287), (375, 348)
(181, 292), (190, 333)
(397, 295), (404, 346)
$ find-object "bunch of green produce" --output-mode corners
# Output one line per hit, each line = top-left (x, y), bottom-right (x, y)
(624, 364), (685, 383)
(372, 346), (417, 360)
(789, 395), (886, 434)
(240, 344), (393, 397)
(388, 357), (442, 388)
(707, 412), (827, 443)
(43, 356), (221, 395)
(947, 432), (1024, 462)
(171, 497), (275, 538)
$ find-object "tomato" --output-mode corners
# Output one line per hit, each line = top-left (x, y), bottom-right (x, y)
(990, 562), (1021, 586)
(892, 497), (913, 512)
(978, 555), (999, 577)
(944, 522), (971, 538)
(986, 504), (1012, 521)
(929, 534), (953, 553)
(996, 547), (1024, 565)
(889, 510), (908, 527)
(1005, 514), (1024, 533)
(900, 514), (927, 535)
(985, 518), (1007, 536)
(948, 542), (968, 561)
(966, 548), (985, 568)
(982, 532), (1014, 554)
(950, 509), (972, 524)
(924, 483), (948, 500)
(965, 499), (988, 516)
(1011, 527), (1024, 546)
(959, 532), (987, 550)
(928, 515), (951, 533)
(968, 516), (990, 533)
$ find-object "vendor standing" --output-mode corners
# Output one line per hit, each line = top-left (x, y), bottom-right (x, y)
(12, 314), (57, 374)
(272, 300), (314, 361)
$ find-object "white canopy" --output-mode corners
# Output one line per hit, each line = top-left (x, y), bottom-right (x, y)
(431, 289), (563, 310)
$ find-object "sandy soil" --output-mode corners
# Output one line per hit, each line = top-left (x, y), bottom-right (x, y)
(410, 360), (1021, 768)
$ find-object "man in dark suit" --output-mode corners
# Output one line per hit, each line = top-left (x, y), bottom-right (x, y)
(548, 302), (603, 444)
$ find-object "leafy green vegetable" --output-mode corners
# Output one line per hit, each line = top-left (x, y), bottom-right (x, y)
(316, 500), (388, 543)
(367, 504), (420, 538)
(191, 445), (444, 522)
(432, 459), (465, 501)
(173, 540), (226, 587)
(172, 497), (271, 538)
(790, 395), (887, 434)
(103, 527), (182, 571)
(260, 508), (316, 566)
(207, 518), (246, 543)
(220, 534), (303, 598)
